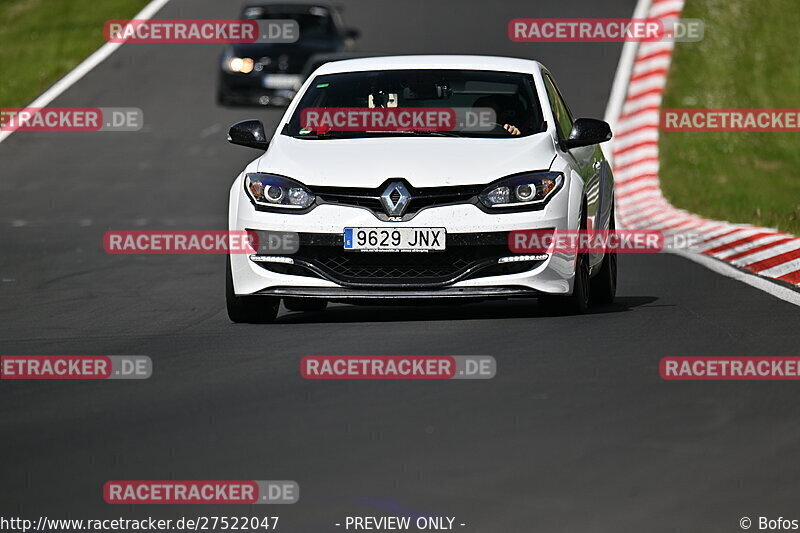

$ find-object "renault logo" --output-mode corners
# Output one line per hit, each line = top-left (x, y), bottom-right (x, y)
(380, 181), (411, 217)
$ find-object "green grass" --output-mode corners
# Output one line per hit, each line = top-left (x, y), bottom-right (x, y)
(0, 0), (149, 108)
(660, 0), (800, 235)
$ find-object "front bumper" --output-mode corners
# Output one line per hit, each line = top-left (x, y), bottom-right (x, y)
(256, 286), (539, 303)
(218, 72), (298, 106)
(250, 231), (548, 287)
(230, 186), (579, 298)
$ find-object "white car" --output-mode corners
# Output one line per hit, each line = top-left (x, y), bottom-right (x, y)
(226, 55), (616, 323)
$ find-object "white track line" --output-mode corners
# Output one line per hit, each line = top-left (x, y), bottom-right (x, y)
(606, 0), (800, 305)
(670, 249), (800, 306)
(714, 234), (789, 259)
(732, 240), (800, 267)
(605, 0), (654, 146)
(760, 259), (800, 279)
(0, 0), (172, 144)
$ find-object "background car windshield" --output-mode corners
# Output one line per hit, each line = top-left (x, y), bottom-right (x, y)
(286, 69), (545, 138)
(242, 5), (336, 40)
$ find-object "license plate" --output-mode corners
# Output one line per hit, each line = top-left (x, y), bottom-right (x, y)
(344, 228), (446, 252)
(263, 74), (302, 90)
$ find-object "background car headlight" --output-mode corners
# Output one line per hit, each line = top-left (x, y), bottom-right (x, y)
(227, 57), (254, 74)
(245, 174), (315, 209)
(479, 172), (564, 209)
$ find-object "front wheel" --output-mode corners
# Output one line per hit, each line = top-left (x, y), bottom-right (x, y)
(539, 251), (590, 315)
(539, 201), (590, 315)
(590, 207), (617, 305)
(226, 259), (279, 323)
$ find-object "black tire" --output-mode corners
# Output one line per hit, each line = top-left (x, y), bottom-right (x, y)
(284, 298), (328, 312)
(539, 202), (590, 315)
(590, 206), (617, 305)
(539, 252), (590, 315)
(217, 89), (231, 107)
(226, 259), (279, 323)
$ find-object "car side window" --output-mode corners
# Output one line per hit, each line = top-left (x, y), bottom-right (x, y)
(543, 73), (574, 141)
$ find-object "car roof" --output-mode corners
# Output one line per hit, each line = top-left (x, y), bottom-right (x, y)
(300, 53), (384, 77)
(313, 55), (543, 75)
(308, 52), (380, 61)
(243, 2), (335, 12)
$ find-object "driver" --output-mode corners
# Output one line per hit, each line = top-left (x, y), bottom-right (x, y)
(473, 95), (522, 136)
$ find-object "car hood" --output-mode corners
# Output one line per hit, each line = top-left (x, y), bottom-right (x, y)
(257, 133), (557, 188)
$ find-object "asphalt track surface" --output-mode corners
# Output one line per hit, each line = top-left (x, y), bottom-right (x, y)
(2, 0), (800, 531)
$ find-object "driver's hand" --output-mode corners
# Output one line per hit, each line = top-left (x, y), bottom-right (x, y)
(503, 124), (521, 136)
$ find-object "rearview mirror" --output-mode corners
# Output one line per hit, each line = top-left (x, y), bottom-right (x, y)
(563, 118), (612, 149)
(344, 28), (361, 40)
(228, 120), (269, 150)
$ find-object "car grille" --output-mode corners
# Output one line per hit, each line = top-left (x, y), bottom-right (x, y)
(311, 181), (484, 220)
(251, 231), (545, 287)
(309, 246), (495, 283)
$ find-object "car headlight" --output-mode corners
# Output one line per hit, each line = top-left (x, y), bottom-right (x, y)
(225, 56), (254, 74)
(479, 172), (564, 209)
(244, 174), (315, 209)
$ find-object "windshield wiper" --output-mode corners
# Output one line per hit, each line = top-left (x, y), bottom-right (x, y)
(290, 130), (468, 139)
(369, 130), (464, 137)
(291, 131), (350, 139)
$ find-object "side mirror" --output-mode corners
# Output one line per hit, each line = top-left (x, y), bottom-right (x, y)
(344, 28), (361, 40)
(228, 120), (269, 150)
(563, 118), (612, 149)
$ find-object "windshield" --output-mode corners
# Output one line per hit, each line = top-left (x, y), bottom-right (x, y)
(242, 5), (337, 40)
(284, 69), (546, 139)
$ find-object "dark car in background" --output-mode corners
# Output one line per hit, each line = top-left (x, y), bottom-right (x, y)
(296, 51), (381, 89)
(217, 2), (360, 106)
